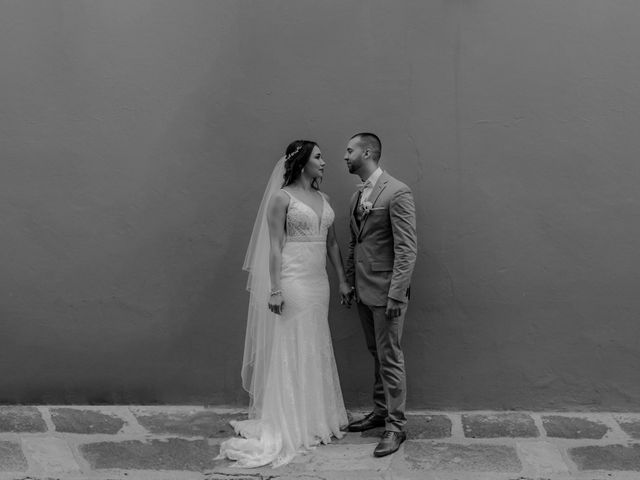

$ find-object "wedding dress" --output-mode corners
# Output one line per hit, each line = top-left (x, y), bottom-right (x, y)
(218, 188), (348, 468)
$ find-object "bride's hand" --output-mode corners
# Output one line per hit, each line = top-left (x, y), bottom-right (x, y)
(268, 293), (284, 315)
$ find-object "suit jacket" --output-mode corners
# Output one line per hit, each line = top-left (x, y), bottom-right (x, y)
(345, 171), (418, 307)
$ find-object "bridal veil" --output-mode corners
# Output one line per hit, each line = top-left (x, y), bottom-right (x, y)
(241, 156), (285, 418)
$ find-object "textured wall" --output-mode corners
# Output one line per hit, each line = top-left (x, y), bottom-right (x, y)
(1, 0), (639, 409)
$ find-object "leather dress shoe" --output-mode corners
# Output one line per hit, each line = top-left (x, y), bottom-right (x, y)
(346, 412), (386, 432)
(374, 430), (407, 457)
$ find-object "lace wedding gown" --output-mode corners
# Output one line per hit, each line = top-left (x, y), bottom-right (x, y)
(219, 190), (348, 468)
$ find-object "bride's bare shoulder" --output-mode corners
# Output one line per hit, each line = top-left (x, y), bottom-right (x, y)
(269, 189), (291, 209)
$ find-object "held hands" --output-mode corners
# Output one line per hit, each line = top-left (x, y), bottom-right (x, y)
(268, 292), (284, 315)
(339, 281), (355, 307)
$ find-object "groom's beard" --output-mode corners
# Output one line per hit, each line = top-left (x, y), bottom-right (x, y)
(346, 155), (365, 175)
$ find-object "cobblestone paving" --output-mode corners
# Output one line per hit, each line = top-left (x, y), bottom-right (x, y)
(0, 407), (638, 479)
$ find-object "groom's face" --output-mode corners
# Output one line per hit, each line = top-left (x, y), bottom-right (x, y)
(344, 138), (365, 174)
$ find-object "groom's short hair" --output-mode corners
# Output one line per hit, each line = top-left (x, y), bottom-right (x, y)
(351, 132), (381, 162)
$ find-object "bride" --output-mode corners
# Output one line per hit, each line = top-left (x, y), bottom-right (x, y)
(218, 140), (353, 468)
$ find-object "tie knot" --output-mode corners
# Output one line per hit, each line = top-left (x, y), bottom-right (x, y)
(356, 180), (372, 191)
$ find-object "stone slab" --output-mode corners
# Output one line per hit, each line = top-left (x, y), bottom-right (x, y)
(517, 440), (570, 477)
(570, 444), (640, 471)
(0, 441), (28, 472)
(80, 438), (221, 471)
(404, 441), (522, 472)
(133, 409), (244, 438)
(405, 414), (452, 439)
(0, 407), (46, 433)
(616, 417), (640, 439)
(21, 437), (81, 475)
(300, 443), (394, 471)
(50, 407), (125, 434)
(210, 471), (385, 480)
(357, 414), (451, 441)
(542, 415), (609, 439)
(206, 476), (285, 480)
(462, 412), (538, 438)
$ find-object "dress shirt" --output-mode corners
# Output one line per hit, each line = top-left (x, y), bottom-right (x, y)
(359, 167), (383, 205)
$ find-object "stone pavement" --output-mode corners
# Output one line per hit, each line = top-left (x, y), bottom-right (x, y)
(0, 406), (639, 479)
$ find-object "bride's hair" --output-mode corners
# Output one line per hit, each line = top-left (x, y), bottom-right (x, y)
(282, 140), (320, 189)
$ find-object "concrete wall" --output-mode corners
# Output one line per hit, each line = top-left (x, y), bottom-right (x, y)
(1, 0), (639, 410)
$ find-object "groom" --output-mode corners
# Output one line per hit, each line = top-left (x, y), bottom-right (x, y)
(344, 133), (417, 457)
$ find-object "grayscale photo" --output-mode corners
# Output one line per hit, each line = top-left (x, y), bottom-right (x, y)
(1, 1), (639, 478)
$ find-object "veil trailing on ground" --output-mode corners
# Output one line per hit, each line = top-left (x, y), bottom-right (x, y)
(240, 156), (285, 418)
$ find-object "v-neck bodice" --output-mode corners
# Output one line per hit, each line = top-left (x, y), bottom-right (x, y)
(282, 190), (334, 242)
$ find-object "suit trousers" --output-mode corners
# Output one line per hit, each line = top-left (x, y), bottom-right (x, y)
(357, 302), (407, 432)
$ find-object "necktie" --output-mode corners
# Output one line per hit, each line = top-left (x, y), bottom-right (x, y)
(356, 180), (372, 192)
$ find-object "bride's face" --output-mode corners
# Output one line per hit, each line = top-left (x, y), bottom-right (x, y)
(304, 146), (325, 179)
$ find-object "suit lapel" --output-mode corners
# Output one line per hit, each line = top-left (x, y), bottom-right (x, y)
(350, 190), (360, 234)
(358, 172), (389, 239)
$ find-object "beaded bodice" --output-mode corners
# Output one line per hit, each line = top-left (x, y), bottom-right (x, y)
(283, 190), (334, 242)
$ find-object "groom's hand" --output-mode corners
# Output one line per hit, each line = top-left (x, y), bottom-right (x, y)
(339, 282), (354, 307)
(386, 298), (405, 319)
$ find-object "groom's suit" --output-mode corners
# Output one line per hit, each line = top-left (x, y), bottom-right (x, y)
(346, 170), (417, 432)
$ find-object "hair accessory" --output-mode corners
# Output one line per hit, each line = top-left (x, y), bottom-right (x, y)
(285, 145), (302, 161)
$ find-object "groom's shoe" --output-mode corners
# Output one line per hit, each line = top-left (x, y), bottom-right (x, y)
(346, 412), (386, 432)
(373, 430), (407, 457)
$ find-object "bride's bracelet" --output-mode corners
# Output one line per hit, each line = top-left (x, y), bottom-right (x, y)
(270, 289), (282, 296)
